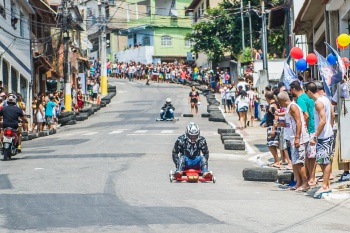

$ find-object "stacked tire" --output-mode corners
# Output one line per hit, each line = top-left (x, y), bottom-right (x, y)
(58, 112), (77, 126)
(217, 128), (245, 150)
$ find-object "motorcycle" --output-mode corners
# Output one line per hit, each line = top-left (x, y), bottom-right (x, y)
(1, 115), (30, 161)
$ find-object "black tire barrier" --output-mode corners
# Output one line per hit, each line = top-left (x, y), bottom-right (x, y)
(76, 115), (87, 121)
(183, 113), (193, 117)
(49, 130), (53, 135)
(28, 134), (33, 140)
(31, 133), (39, 139)
(201, 113), (211, 118)
(38, 131), (47, 137)
(218, 128), (236, 134)
(58, 111), (75, 119)
(58, 116), (72, 125)
(52, 129), (57, 134)
(224, 140), (245, 150)
(242, 167), (278, 182)
(221, 133), (241, 138)
(43, 130), (50, 136)
(65, 120), (77, 125)
(209, 117), (226, 122)
(79, 108), (90, 113)
(278, 172), (294, 184)
(22, 136), (28, 141)
(221, 136), (243, 143)
(80, 113), (89, 118)
(100, 102), (107, 107)
(22, 131), (28, 137)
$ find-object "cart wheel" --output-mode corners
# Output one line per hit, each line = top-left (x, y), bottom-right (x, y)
(212, 176), (216, 183)
(169, 170), (173, 182)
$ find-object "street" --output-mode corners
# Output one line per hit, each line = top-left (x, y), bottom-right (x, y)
(0, 79), (349, 233)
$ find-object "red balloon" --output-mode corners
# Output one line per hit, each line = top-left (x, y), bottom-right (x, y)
(306, 53), (317, 65)
(337, 38), (348, 49)
(342, 57), (349, 67)
(290, 47), (304, 59)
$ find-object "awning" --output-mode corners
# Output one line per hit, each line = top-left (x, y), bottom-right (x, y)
(46, 69), (60, 79)
(78, 57), (90, 68)
(33, 53), (52, 72)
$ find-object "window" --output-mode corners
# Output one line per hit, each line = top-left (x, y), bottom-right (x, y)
(185, 39), (195, 47)
(201, 3), (205, 13)
(0, 0), (5, 18)
(11, 67), (18, 93)
(206, 0), (210, 8)
(11, 1), (18, 30)
(20, 75), (27, 104)
(161, 35), (172, 46)
(142, 36), (150, 46)
(20, 12), (24, 37)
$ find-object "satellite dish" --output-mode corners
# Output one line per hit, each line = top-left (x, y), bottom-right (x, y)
(170, 9), (178, 17)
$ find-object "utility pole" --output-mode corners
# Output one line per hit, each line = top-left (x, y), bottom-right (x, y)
(248, 1), (253, 58)
(240, 0), (245, 50)
(261, 0), (268, 78)
(63, 0), (72, 111)
(100, 1), (108, 95)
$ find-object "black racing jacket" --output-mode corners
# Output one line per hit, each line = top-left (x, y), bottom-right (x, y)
(161, 103), (175, 111)
(172, 134), (209, 165)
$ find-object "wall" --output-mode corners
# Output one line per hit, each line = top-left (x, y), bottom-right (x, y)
(155, 0), (173, 16)
(252, 59), (284, 85)
(116, 46), (154, 64)
(154, 27), (190, 56)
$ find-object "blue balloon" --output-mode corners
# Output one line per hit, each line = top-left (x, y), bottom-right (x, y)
(296, 59), (307, 71)
(327, 54), (337, 65)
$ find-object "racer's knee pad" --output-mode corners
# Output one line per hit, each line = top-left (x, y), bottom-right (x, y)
(160, 110), (164, 114)
(169, 109), (174, 113)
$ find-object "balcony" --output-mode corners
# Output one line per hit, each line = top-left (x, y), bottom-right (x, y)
(127, 15), (192, 28)
(116, 46), (154, 64)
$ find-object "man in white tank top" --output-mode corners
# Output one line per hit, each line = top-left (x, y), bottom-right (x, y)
(277, 91), (310, 191)
(305, 82), (335, 198)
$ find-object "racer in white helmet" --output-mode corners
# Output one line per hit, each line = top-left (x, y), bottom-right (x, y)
(172, 122), (210, 177)
(160, 98), (175, 120)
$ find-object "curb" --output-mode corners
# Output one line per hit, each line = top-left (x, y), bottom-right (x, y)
(24, 84), (117, 143)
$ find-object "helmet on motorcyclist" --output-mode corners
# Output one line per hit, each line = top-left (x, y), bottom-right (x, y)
(7, 94), (17, 104)
(165, 98), (171, 104)
(185, 122), (200, 144)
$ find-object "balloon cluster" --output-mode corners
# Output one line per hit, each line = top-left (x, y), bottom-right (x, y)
(333, 34), (350, 67)
(290, 47), (317, 71)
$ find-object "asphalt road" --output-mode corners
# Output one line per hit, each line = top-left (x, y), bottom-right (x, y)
(1, 79), (350, 232)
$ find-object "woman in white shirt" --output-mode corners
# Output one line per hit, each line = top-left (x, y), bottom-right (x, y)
(235, 90), (250, 129)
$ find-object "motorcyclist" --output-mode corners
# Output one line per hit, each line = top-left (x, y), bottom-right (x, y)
(160, 98), (175, 120)
(0, 94), (24, 152)
(172, 122), (211, 177)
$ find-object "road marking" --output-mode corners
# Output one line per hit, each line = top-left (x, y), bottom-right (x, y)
(161, 130), (174, 134)
(115, 82), (125, 85)
(133, 130), (148, 133)
(108, 130), (123, 134)
(127, 134), (178, 136)
(82, 132), (98, 136)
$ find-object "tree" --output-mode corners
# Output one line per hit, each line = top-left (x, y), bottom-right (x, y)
(186, 0), (286, 63)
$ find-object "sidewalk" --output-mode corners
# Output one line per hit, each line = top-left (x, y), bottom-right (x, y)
(214, 93), (350, 199)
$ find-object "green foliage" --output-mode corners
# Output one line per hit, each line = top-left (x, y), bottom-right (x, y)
(238, 47), (253, 63)
(186, 0), (286, 62)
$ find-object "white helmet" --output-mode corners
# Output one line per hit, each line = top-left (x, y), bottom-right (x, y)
(7, 94), (17, 104)
(166, 98), (171, 104)
(185, 122), (200, 144)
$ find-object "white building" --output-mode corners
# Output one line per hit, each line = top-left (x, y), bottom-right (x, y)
(0, 0), (34, 106)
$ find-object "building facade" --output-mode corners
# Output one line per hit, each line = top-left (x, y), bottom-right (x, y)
(116, 0), (193, 64)
(0, 0), (34, 107)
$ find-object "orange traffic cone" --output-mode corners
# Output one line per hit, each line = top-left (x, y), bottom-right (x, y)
(97, 96), (101, 105)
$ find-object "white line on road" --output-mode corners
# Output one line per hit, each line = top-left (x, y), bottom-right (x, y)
(127, 134), (178, 136)
(108, 130), (123, 134)
(161, 130), (174, 134)
(133, 130), (148, 133)
(82, 132), (98, 136)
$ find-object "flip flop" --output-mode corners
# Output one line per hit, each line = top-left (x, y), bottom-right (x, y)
(287, 186), (297, 190)
(313, 190), (332, 199)
(295, 187), (310, 192)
